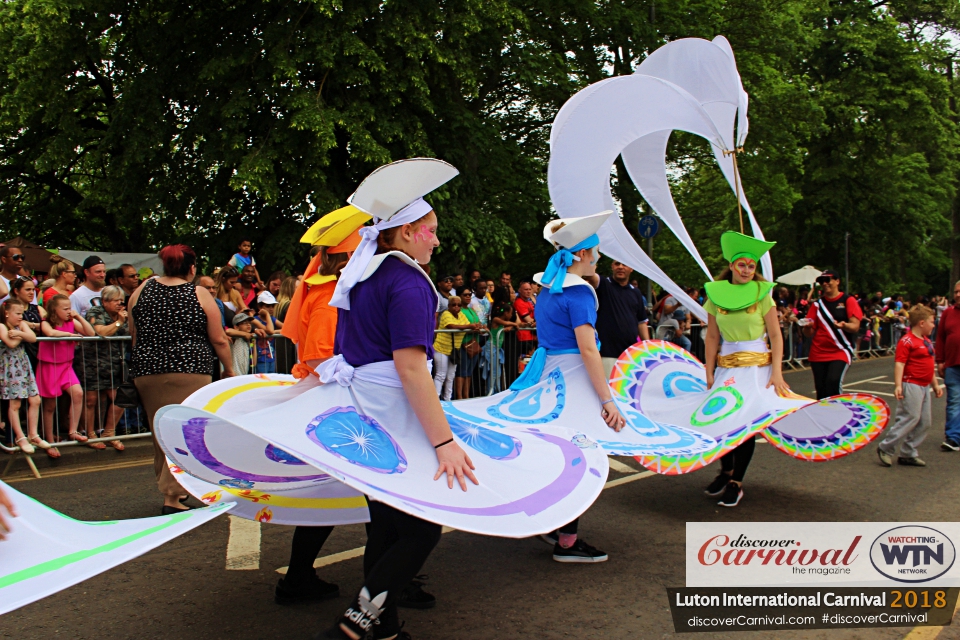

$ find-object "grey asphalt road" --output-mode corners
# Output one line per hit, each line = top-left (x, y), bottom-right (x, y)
(3, 356), (960, 640)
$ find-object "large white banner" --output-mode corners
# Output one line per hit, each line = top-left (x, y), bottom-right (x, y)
(687, 522), (960, 588)
(0, 481), (232, 615)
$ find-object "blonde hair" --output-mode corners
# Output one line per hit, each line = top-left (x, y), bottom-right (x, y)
(275, 276), (297, 317)
(448, 296), (462, 306)
(909, 305), (933, 327)
(49, 256), (75, 279)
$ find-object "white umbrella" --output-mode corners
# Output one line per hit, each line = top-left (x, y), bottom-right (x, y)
(776, 265), (822, 286)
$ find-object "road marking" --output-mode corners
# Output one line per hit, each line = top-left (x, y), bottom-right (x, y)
(604, 470), (656, 488)
(275, 472), (657, 574)
(845, 376), (888, 385)
(608, 458), (637, 474)
(3, 458), (153, 483)
(845, 388), (895, 398)
(901, 598), (959, 639)
(276, 526), (457, 574)
(225, 516), (261, 570)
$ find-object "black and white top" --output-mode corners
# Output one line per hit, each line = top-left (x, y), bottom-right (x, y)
(131, 279), (214, 378)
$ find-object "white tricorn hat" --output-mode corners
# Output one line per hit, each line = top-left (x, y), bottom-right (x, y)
(348, 158), (459, 222)
(543, 210), (613, 250)
(331, 158), (460, 310)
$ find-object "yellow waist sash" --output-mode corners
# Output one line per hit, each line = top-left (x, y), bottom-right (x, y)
(717, 351), (772, 368)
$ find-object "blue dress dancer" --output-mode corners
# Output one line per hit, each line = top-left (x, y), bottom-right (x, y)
(517, 210), (624, 563)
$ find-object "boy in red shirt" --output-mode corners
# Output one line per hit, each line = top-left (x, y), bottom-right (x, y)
(878, 306), (943, 467)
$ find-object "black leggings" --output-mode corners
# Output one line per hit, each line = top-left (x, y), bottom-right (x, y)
(720, 436), (755, 483)
(361, 501), (442, 631)
(810, 360), (849, 400)
(286, 525), (334, 583)
(558, 518), (578, 535)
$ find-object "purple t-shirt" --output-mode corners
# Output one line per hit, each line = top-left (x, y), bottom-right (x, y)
(335, 255), (437, 367)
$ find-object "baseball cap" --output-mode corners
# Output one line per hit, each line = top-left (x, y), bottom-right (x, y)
(82, 256), (105, 270)
(816, 269), (840, 283)
(440, 275), (454, 282)
(257, 291), (277, 305)
(232, 312), (253, 326)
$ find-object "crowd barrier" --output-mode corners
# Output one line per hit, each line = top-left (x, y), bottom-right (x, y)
(2, 319), (898, 477)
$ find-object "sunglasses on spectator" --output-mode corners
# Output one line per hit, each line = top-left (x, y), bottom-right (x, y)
(10, 254), (24, 261)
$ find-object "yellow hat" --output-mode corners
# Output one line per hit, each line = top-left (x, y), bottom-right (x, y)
(300, 205), (371, 246)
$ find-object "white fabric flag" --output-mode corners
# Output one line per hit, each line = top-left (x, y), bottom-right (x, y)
(0, 481), (231, 615)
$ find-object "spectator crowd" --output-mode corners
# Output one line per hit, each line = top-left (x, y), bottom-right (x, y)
(0, 235), (953, 474)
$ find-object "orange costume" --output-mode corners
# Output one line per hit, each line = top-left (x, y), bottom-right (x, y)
(282, 206), (369, 379)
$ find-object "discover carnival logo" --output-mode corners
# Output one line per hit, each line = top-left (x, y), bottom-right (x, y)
(697, 534), (861, 574)
(869, 526), (956, 583)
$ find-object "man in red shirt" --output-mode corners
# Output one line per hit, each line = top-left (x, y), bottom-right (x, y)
(514, 280), (537, 354)
(935, 280), (960, 451)
(801, 269), (862, 399)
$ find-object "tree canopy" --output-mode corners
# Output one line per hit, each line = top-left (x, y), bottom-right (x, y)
(0, 0), (956, 295)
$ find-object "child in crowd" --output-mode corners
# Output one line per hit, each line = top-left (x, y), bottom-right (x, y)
(230, 312), (256, 376)
(0, 299), (45, 454)
(254, 292), (277, 374)
(878, 305), (942, 468)
(433, 296), (473, 400)
(228, 239), (262, 283)
(38, 294), (96, 458)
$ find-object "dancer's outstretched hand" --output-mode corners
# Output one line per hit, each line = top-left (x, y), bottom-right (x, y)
(434, 442), (479, 491)
(602, 402), (626, 432)
(766, 372), (791, 396)
(0, 485), (17, 541)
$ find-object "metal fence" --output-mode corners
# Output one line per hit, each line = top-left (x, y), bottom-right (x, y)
(3, 318), (897, 476)
(681, 315), (898, 372)
(0, 335), (147, 478)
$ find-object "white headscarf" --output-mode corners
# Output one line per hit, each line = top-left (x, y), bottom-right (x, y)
(329, 197), (434, 310)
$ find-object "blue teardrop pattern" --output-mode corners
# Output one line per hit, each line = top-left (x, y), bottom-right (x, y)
(487, 367), (566, 424)
(445, 413), (522, 460)
(662, 371), (707, 398)
(264, 443), (308, 466)
(306, 407), (407, 474)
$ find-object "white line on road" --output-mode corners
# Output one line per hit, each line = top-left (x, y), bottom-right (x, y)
(226, 516), (261, 570)
(275, 471), (657, 574)
(608, 458), (637, 474)
(901, 598), (959, 639)
(845, 388), (896, 398)
(844, 376), (888, 385)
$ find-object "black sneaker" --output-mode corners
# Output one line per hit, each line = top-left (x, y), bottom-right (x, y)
(897, 457), (927, 467)
(718, 482), (743, 508)
(275, 575), (340, 605)
(397, 575), (436, 609)
(704, 474), (730, 497)
(942, 439), (960, 452)
(539, 531), (559, 546)
(328, 588), (387, 640)
(552, 539), (608, 563)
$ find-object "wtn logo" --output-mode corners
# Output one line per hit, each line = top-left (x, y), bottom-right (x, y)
(870, 526), (956, 583)
(880, 543), (944, 567)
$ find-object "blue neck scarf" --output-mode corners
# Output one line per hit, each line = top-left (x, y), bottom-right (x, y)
(541, 234), (600, 294)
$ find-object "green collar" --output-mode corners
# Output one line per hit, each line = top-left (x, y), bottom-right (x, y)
(703, 280), (775, 312)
